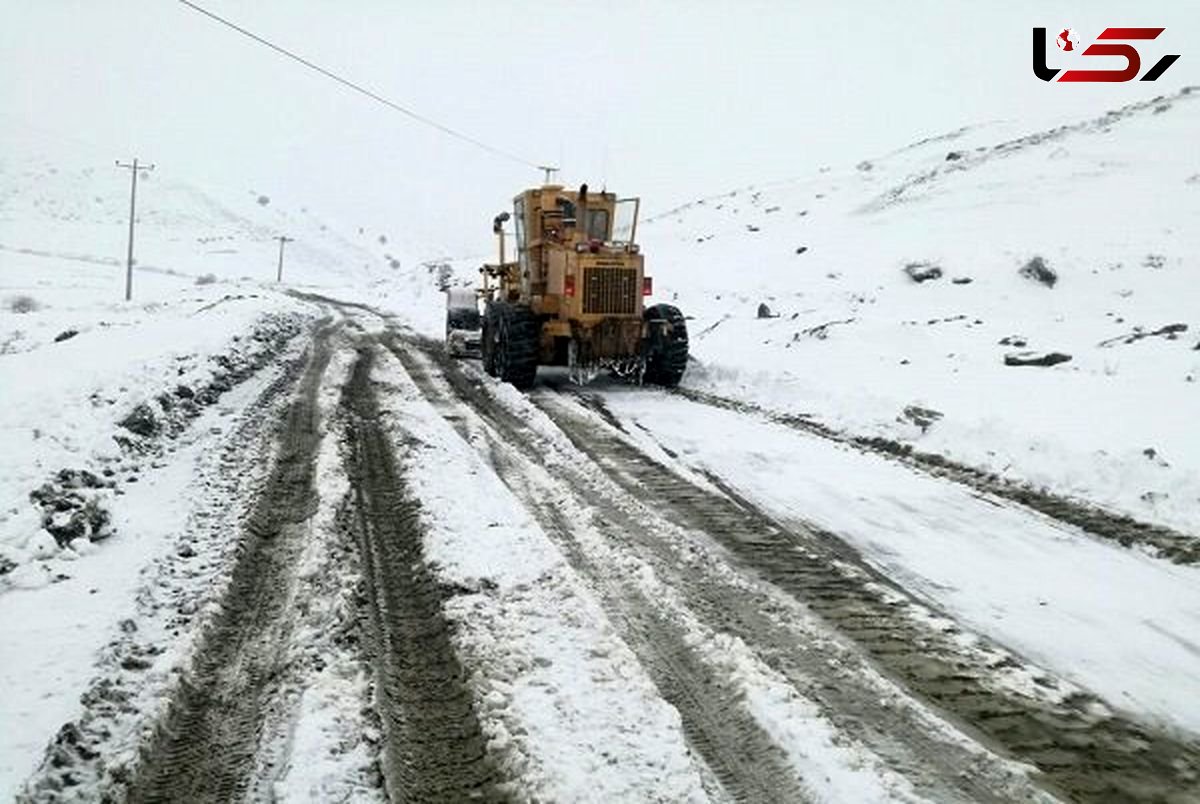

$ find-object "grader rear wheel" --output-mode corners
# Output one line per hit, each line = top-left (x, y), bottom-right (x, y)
(643, 304), (688, 387)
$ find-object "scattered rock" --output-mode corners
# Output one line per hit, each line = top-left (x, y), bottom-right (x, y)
(1143, 254), (1166, 270)
(195, 273), (217, 286)
(54, 329), (79, 343)
(1098, 322), (1188, 348)
(119, 403), (160, 438)
(999, 335), (1028, 347)
(174, 384), (194, 399)
(1142, 447), (1171, 467)
(951, 277), (973, 285)
(904, 262), (943, 283)
(256, 195), (270, 206)
(800, 318), (856, 339)
(746, 224), (760, 232)
(1019, 256), (1057, 287)
(756, 303), (778, 319)
(120, 655), (152, 671)
(945, 151), (964, 161)
(5, 294), (42, 314)
(58, 500), (111, 544)
(1004, 351), (1072, 367)
(177, 543), (196, 559)
(901, 405), (944, 433)
(53, 469), (108, 490)
(795, 246), (808, 255)
(119, 618), (138, 634)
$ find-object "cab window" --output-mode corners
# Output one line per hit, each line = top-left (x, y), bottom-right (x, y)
(586, 208), (609, 241)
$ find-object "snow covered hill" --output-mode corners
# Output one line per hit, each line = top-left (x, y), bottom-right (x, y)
(642, 86), (1200, 535)
(0, 144), (456, 584)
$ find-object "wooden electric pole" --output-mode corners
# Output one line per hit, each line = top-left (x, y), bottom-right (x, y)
(115, 158), (154, 301)
(274, 235), (294, 283)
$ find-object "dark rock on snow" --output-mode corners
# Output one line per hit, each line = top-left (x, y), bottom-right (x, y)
(901, 405), (944, 433)
(1005, 351), (1072, 367)
(118, 403), (160, 438)
(904, 262), (943, 283)
(1019, 256), (1058, 288)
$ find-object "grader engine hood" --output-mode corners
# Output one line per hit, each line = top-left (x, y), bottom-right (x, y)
(549, 252), (645, 319)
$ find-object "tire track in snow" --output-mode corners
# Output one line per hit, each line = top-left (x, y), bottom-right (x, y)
(124, 323), (337, 803)
(535, 390), (1200, 804)
(387, 340), (809, 804)
(341, 344), (509, 803)
(389, 337), (1065, 803)
(670, 385), (1200, 565)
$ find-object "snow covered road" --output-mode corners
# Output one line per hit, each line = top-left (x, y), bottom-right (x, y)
(5, 299), (1200, 803)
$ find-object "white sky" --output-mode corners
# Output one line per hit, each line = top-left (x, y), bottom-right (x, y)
(2, 1), (1198, 258)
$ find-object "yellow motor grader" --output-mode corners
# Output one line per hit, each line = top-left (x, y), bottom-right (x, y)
(477, 179), (687, 389)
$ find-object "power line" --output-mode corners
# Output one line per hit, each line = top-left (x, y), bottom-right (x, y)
(174, 0), (538, 169)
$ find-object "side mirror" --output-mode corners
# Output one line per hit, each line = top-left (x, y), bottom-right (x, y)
(493, 211), (511, 234)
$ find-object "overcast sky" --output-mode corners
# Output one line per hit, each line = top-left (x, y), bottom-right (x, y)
(3, 1), (1198, 258)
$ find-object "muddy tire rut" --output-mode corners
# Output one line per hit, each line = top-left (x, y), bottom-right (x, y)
(672, 386), (1200, 565)
(390, 339), (1041, 803)
(536, 390), (1200, 804)
(389, 343), (805, 803)
(392, 334), (1200, 804)
(123, 324), (336, 803)
(342, 345), (508, 803)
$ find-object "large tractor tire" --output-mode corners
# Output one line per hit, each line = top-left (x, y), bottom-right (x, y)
(481, 304), (501, 376)
(485, 302), (539, 389)
(643, 304), (688, 387)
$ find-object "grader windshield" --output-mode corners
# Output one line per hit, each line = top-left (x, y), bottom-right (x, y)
(612, 198), (640, 245)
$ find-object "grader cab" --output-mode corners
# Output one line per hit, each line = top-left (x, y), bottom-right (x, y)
(478, 179), (687, 389)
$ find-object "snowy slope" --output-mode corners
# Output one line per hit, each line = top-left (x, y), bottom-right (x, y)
(0, 141), (461, 579)
(642, 87), (1200, 534)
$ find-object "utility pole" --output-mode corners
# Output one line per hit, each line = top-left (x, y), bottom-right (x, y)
(115, 158), (154, 301)
(274, 235), (294, 283)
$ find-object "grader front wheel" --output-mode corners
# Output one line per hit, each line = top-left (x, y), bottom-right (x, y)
(486, 302), (539, 389)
